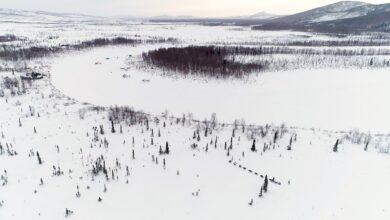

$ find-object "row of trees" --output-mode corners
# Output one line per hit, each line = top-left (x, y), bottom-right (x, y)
(218, 45), (390, 56)
(233, 54), (390, 71)
(276, 39), (390, 47)
(0, 37), (177, 61)
(0, 34), (19, 43)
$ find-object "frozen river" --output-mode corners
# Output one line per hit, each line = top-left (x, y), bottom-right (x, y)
(51, 46), (390, 132)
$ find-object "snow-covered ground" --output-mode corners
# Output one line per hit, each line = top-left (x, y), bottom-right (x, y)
(1, 19), (390, 220)
(1, 69), (390, 220)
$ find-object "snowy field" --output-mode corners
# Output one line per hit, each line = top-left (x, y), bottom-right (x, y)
(1, 17), (390, 220)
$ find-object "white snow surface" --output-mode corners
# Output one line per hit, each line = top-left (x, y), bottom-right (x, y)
(1, 70), (390, 220)
(1, 19), (390, 220)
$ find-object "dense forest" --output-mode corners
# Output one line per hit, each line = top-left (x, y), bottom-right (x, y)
(142, 46), (266, 78)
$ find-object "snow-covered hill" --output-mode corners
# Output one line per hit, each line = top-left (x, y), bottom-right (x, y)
(0, 8), (105, 23)
(310, 1), (375, 22)
(267, 1), (377, 24)
(248, 12), (279, 19)
(256, 1), (390, 33)
(224, 12), (280, 20)
(148, 15), (198, 20)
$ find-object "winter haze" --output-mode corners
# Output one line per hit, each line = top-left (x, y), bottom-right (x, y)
(2, 0), (390, 16)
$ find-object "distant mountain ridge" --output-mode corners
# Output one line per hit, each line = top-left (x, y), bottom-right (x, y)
(0, 8), (103, 18)
(268, 1), (372, 24)
(0, 7), (279, 22)
(255, 1), (390, 33)
(147, 12), (280, 22)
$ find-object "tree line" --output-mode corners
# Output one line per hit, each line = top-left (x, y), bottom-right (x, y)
(220, 45), (390, 56)
(0, 34), (20, 43)
(0, 37), (177, 61)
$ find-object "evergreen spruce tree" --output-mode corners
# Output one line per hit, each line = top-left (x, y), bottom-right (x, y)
(76, 185), (81, 198)
(100, 125), (104, 135)
(111, 119), (116, 133)
(165, 141), (170, 154)
(364, 141), (369, 151)
(37, 152), (42, 164)
(159, 146), (163, 155)
(251, 139), (256, 152)
(287, 136), (293, 151)
(258, 186), (263, 197)
(263, 175), (268, 193)
(333, 139), (339, 152)
(273, 131), (278, 143)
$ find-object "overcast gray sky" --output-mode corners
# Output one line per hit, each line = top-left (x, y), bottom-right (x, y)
(2, 0), (390, 17)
